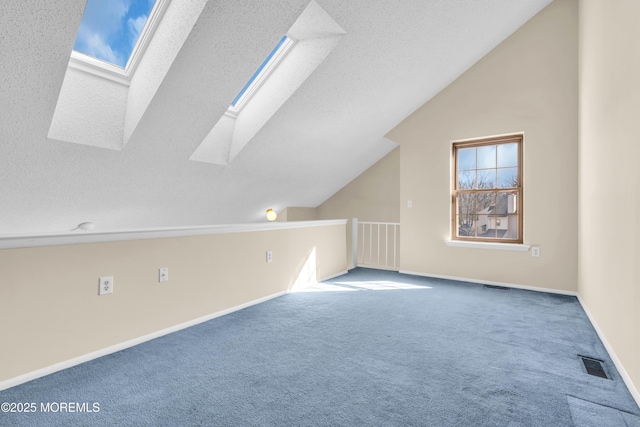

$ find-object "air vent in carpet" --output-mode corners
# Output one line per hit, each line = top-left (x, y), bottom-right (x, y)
(484, 285), (510, 291)
(579, 356), (608, 379)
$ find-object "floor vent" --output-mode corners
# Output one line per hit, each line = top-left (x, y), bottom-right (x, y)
(484, 285), (510, 291)
(579, 356), (609, 379)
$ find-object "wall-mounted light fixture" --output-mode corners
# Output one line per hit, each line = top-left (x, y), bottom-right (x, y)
(266, 209), (277, 222)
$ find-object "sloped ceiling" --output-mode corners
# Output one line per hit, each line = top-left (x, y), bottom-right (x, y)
(0, 0), (552, 235)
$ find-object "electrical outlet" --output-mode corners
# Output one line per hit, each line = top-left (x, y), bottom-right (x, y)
(159, 267), (169, 282)
(99, 276), (113, 295)
(531, 246), (541, 257)
(266, 250), (273, 263)
(407, 200), (412, 208)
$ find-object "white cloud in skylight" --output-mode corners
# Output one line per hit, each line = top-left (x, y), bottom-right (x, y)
(127, 15), (147, 49)
(73, 0), (156, 68)
(76, 30), (122, 66)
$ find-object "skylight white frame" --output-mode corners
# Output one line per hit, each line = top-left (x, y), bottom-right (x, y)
(225, 36), (296, 118)
(67, 0), (171, 86)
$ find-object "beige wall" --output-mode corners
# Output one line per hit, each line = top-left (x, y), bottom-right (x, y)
(278, 207), (318, 222)
(316, 147), (400, 268)
(0, 223), (346, 383)
(387, 0), (578, 292)
(578, 0), (640, 401)
(316, 147), (400, 223)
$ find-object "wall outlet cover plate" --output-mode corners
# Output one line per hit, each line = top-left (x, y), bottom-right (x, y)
(159, 267), (169, 282)
(99, 276), (113, 295)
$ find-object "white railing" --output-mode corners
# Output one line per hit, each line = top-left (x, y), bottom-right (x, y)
(352, 219), (400, 270)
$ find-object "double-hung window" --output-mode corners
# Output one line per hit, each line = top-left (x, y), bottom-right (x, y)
(452, 134), (523, 243)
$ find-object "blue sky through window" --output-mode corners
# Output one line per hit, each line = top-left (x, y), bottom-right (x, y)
(73, 0), (157, 68)
(231, 35), (290, 107)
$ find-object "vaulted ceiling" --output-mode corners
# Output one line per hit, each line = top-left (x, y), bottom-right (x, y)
(0, 0), (552, 235)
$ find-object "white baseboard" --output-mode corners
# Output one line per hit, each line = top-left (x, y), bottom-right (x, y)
(399, 270), (578, 296)
(0, 290), (287, 392)
(317, 270), (348, 282)
(6, 269), (636, 412)
(357, 264), (400, 272)
(0, 269), (349, 392)
(576, 295), (640, 408)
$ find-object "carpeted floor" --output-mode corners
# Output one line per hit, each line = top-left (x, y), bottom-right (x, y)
(1, 268), (639, 426)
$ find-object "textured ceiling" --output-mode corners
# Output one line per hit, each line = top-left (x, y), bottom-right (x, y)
(0, 0), (552, 235)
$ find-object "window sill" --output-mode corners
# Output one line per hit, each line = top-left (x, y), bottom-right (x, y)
(444, 240), (531, 252)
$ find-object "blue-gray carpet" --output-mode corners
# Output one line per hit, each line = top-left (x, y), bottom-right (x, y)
(1, 268), (639, 426)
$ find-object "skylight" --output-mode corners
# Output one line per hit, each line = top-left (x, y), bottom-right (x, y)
(190, 1), (346, 166)
(73, 0), (158, 69)
(228, 35), (294, 114)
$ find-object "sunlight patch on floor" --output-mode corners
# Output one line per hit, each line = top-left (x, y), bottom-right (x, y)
(294, 282), (359, 292)
(294, 279), (430, 293)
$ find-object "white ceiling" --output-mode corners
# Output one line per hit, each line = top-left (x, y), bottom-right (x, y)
(0, 0), (552, 235)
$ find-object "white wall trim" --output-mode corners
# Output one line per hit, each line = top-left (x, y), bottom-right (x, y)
(0, 219), (348, 250)
(445, 240), (531, 252)
(450, 131), (525, 144)
(399, 270), (577, 296)
(68, 53), (130, 86)
(318, 270), (348, 282)
(351, 218), (359, 270)
(0, 290), (288, 392)
(576, 295), (640, 408)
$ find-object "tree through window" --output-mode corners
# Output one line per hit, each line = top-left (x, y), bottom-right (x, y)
(452, 134), (523, 243)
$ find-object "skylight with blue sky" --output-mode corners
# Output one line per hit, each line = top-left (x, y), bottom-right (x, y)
(228, 35), (294, 114)
(231, 36), (290, 107)
(74, 0), (157, 68)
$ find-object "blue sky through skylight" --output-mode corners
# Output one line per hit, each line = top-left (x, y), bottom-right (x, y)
(231, 36), (290, 107)
(74, 0), (157, 68)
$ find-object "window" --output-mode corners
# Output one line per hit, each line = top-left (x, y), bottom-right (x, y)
(227, 35), (294, 116)
(73, 0), (158, 68)
(452, 134), (523, 243)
